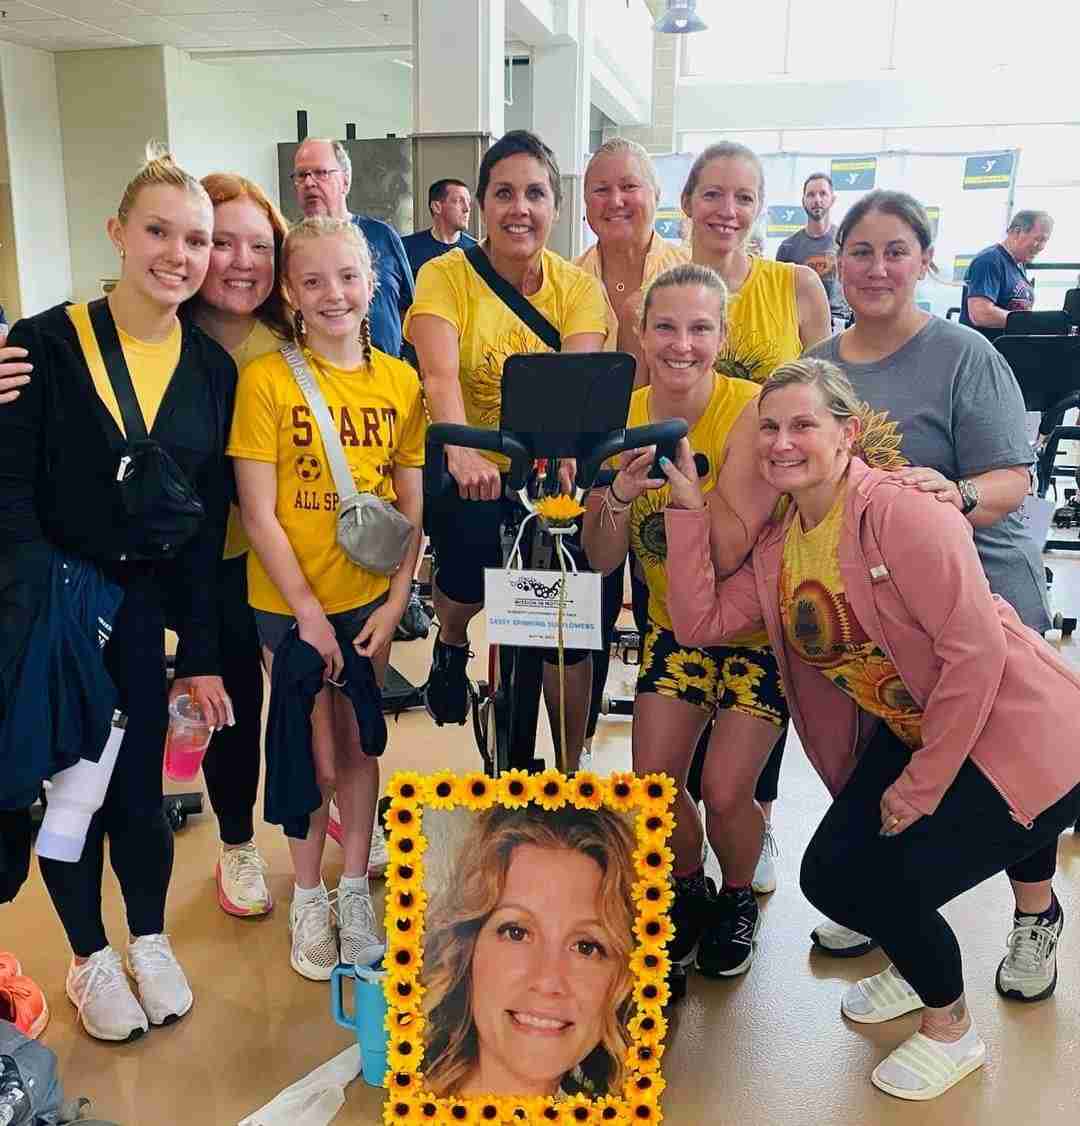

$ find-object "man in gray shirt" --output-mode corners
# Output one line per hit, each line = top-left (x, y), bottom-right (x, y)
(807, 316), (1050, 633)
(777, 172), (849, 327)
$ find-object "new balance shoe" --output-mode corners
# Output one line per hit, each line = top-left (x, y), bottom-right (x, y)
(810, 918), (878, 958)
(216, 841), (273, 917)
(751, 823), (779, 895)
(65, 947), (148, 1042)
(0, 972), (49, 1040)
(127, 934), (193, 1026)
(697, 886), (761, 978)
(667, 871), (716, 1003)
(334, 886), (385, 967)
(423, 635), (471, 725)
(289, 888), (339, 981)
(996, 897), (1064, 1002)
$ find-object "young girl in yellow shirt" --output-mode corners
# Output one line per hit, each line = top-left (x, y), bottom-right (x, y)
(229, 217), (425, 979)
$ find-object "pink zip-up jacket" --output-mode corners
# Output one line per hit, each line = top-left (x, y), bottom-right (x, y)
(665, 457), (1080, 827)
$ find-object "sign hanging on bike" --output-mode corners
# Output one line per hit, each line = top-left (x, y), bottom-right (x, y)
(484, 567), (603, 651)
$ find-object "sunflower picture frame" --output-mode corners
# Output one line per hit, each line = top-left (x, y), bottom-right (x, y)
(380, 769), (677, 1126)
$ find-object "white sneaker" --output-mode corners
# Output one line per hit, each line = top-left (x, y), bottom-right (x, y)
(127, 934), (193, 1026)
(66, 946), (148, 1042)
(334, 886), (385, 967)
(289, 889), (339, 981)
(810, 918), (878, 958)
(367, 819), (389, 880)
(216, 842), (273, 917)
(996, 906), (1063, 1002)
(752, 822), (778, 895)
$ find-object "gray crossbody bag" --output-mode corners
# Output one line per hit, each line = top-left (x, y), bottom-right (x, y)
(280, 344), (414, 576)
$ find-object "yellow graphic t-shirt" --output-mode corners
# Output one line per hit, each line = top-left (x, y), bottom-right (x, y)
(227, 347), (426, 615)
(626, 376), (766, 646)
(714, 258), (802, 385)
(780, 493), (923, 748)
(68, 303), (180, 434)
(222, 321), (289, 561)
(403, 246), (607, 467)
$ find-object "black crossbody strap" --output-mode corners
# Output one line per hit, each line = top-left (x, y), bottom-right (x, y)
(88, 298), (149, 441)
(464, 245), (561, 352)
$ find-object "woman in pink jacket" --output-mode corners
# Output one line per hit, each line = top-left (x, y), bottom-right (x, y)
(661, 357), (1080, 1102)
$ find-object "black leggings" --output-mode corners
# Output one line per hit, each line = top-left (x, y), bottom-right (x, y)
(801, 724), (1080, 1008)
(200, 555), (263, 846)
(40, 578), (174, 958)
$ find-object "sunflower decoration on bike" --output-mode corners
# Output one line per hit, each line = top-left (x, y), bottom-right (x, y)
(533, 493), (586, 528)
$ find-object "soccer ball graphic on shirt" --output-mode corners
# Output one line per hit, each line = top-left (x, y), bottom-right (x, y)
(295, 453), (322, 482)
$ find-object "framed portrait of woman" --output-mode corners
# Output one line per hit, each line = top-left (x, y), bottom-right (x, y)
(378, 767), (676, 1124)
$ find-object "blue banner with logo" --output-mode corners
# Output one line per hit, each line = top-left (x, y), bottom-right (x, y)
(766, 205), (807, 237)
(962, 152), (1014, 190)
(830, 157), (877, 191)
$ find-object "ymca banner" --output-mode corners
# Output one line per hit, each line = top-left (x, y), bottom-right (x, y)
(766, 205), (807, 237)
(963, 152), (1015, 190)
(830, 156), (877, 191)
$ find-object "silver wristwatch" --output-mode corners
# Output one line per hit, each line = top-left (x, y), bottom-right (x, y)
(957, 478), (980, 515)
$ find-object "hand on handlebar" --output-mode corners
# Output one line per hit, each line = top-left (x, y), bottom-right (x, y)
(557, 458), (577, 495)
(660, 438), (706, 511)
(613, 447), (665, 503)
(447, 445), (503, 502)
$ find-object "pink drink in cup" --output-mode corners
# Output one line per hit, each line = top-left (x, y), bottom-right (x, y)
(165, 694), (214, 782)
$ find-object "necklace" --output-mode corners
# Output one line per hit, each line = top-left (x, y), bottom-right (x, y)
(614, 282), (626, 293)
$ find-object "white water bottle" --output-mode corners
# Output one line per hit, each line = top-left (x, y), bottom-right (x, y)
(36, 711), (126, 863)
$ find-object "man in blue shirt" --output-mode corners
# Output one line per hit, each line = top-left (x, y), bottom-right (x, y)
(292, 138), (414, 357)
(960, 210), (1054, 340)
(402, 179), (478, 279)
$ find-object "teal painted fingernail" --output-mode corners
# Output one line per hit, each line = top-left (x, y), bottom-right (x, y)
(660, 456), (671, 466)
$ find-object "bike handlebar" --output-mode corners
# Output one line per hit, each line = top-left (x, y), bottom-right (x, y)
(423, 418), (689, 498)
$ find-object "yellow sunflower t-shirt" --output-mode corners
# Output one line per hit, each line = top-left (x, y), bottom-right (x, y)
(714, 257), (802, 385)
(403, 246), (607, 467)
(227, 346), (426, 615)
(780, 492), (922, 748)
(626, 376), (766, 645)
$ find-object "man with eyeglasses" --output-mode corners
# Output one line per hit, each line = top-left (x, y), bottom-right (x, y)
(292, 138), (414, 357)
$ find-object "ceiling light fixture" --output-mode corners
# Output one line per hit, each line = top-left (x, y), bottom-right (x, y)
(654, 1), (708, 34)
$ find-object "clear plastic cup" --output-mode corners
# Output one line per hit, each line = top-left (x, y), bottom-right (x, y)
(164, 694), (214, 782)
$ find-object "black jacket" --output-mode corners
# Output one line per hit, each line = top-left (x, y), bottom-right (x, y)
(0, 303), (235, 678)
(265, 629), (386, 840)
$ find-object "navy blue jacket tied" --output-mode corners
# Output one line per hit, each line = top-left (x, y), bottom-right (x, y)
(265, 629), (387, 839)
(0, 551), (123, 811)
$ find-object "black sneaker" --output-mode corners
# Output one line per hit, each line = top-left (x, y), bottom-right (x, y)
(0, 1054), (31, 1126)
(697, 887), (761, 978)
(666, 874), (716, 1002)
(423, 636), (471, 725)
(394, 588), (432, 642)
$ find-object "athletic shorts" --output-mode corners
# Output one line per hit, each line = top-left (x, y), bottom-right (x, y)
(254, 594), (387, 654)
(636, 621), (787, 727)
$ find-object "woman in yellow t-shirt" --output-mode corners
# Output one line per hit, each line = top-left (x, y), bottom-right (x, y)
(404, 129), (607, 764)
(583, 264), (785, 987)
(229, 217), (425, 982)
(683, 142), (830, 384)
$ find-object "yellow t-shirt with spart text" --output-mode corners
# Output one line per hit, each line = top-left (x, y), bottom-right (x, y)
(625, 377), (767, 647)
(403, 246), (607, 466)
(227, 346), (426, 615)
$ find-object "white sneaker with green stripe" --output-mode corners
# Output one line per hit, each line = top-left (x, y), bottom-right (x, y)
(841, 963), (924, 1024)
(871, 1028), (986, 1101)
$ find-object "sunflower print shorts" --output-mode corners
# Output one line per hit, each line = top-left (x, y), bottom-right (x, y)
(637, 621), (787, 727)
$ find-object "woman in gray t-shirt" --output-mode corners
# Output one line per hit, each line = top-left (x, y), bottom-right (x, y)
(803, 190), (1062, 1005)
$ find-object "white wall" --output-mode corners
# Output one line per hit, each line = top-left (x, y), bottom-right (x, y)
(164, 48), (412, 209)
(0, 44), (71, 316)
(55, 46), (170, 303)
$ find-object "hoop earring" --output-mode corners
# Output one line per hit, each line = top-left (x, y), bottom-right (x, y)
(293, 309), (305, 340)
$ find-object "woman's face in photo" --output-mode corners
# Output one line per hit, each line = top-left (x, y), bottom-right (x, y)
(684, 156), (762, 256)
(481, 153), (558, 263)
(200, 197), (276, 317)
(468, 844), (620, 1097)
(641, 283), (724, 395)
(285, 234), (373, 346)
(839, 209), (931, 322)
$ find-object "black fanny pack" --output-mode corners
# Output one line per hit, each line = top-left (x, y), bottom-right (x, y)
(89, 298), (204, 560)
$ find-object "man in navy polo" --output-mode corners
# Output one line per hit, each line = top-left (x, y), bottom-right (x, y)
(402, 179), (477, 279)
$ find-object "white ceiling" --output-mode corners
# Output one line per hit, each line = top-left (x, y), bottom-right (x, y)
(0, 0), (416, 53)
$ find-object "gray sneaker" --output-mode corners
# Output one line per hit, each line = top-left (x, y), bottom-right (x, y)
(996, 906), (1063, 1002)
